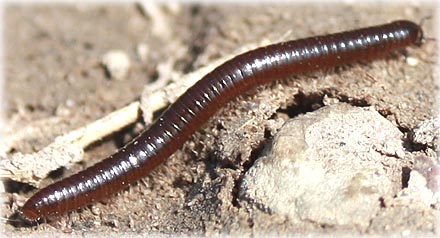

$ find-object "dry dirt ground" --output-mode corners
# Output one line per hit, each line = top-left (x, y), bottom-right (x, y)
(1, 2), (438, 237)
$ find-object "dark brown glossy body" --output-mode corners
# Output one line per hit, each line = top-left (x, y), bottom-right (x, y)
(21, 20), (423, 220)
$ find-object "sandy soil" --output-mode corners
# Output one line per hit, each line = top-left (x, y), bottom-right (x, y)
(2, 2), (438, 237)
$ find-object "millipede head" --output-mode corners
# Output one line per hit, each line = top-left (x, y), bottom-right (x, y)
(20, 200), (41, 221)
(8, 210), (40, 227)
(395, 20), (425, 46)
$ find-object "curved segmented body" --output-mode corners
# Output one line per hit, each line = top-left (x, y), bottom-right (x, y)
(21, 20), (423, 220)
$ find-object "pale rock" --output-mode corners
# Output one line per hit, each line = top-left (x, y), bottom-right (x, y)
(240, 103), (405, 228)
(102, 50), (131, 80)
(411, 117), (440, 150)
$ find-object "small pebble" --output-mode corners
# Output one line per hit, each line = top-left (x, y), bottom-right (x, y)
(406, 56), (419, 66)
(102, 50), (131, 80)
(401, 229), (411, 236)
(136, 43), (150, 62)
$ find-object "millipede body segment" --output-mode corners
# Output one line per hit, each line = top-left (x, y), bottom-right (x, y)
(21, 20), (423, 220)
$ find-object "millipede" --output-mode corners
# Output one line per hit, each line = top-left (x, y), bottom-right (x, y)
(21, 20), (424, 221)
